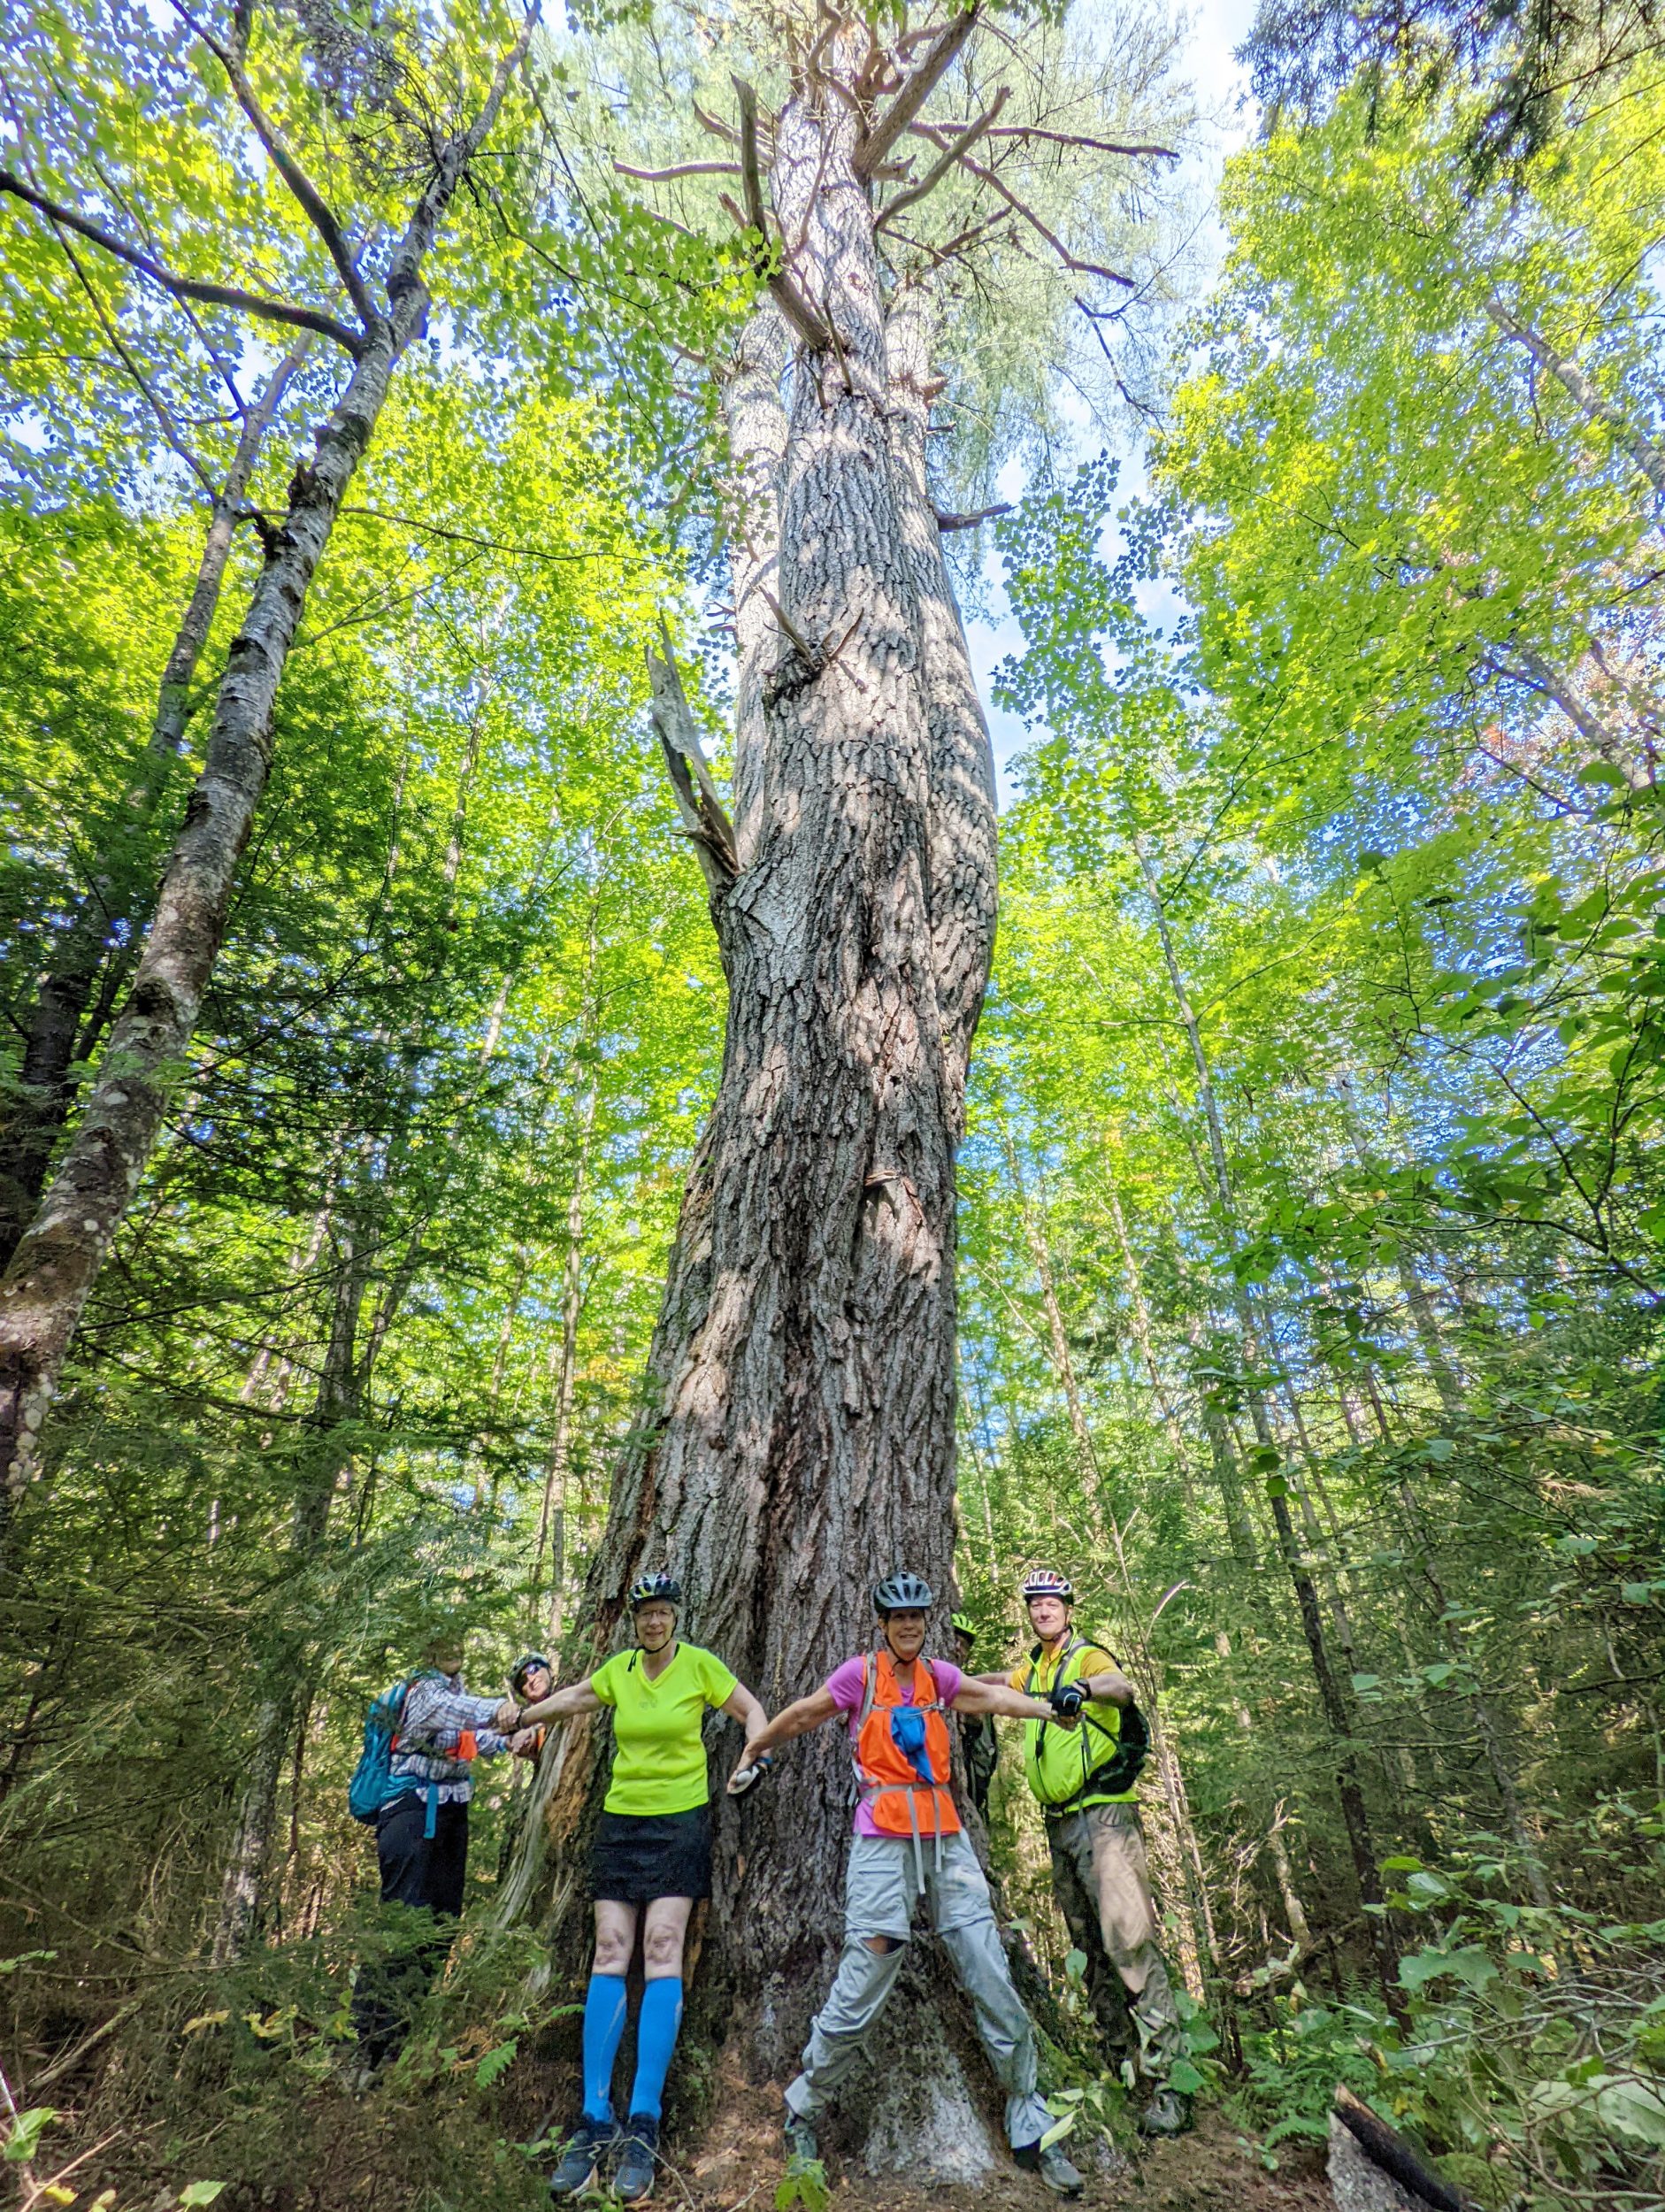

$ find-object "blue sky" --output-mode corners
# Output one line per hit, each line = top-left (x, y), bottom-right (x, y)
(968, 0), (1260, 803)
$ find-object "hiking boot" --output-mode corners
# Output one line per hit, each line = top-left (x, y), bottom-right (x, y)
(1136, 2087), (1193, 2138)
(782, 2111), (820, 2164)
(615, 2116), (658, 2203)
(1015, 2139), (1085, 2197)
(549, 2116), (616, 2197)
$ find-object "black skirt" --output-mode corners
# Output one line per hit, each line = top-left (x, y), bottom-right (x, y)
(591, 1805), (712, 1903)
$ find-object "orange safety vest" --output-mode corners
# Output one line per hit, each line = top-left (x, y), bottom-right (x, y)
(853, 1650), (961, 1845)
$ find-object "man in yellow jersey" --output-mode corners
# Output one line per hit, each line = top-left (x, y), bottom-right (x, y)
(986, 1568), (1188, 2137)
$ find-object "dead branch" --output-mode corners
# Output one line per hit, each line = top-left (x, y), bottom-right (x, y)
(763, 587), (820, 665)
(856, 4), (982, 179)
(692, 99), (741, 144)
(883, 205), (1014, 271)
(727, 79), (832, 350)
(0, 169), (364, 353)
(934, 502), (1011, 530)
(925, 121), (1179, 158)
(165, 0), (379, 331)
(615, 158), (742, 181)
(877, 86), (1008, 227)
(646, 618), (739, 895)
(913, 134), (1134, 286)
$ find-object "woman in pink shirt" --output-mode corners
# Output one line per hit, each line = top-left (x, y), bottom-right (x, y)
(728, 1571), (1086, 2197)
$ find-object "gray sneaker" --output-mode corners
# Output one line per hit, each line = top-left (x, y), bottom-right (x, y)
(1015, 2139), (1085, 2196)
(549, 2116), (617, 2197)
(1136, 2087), (1193, 2138)
(782, 2111), (820, 2164)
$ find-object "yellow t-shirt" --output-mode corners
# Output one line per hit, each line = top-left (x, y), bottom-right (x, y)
(591, 1641), (739, 1816)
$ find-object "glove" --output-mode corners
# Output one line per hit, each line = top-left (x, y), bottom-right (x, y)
(728, 1751), (777, 1796)
(1048, 1682), (1087, 1719)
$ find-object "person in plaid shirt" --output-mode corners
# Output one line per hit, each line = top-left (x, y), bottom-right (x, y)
(351, 1622), (531, 2075)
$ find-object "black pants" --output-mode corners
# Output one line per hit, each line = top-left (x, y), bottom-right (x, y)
(352, 1794), (469, 2064)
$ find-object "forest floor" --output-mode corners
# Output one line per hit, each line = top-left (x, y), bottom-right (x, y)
(675, 2107), (1331, 2212)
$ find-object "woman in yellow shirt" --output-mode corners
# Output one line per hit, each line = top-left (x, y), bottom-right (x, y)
(518, 1573), (768, 2201)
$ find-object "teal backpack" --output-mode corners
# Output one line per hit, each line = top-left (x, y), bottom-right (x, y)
(349, 1677), (417, 1824)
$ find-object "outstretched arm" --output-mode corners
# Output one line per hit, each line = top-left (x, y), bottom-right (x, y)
(726, 1686), (839, 1789)
(952, 1679), (1070, 1725)
(517, 1677), (606, 1726)
(1080, 1665), (1136, 1709)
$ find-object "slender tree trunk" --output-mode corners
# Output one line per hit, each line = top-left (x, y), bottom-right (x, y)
(0, 342), (309, 1269)
(1134, 841), (1396, 1996)
(213, 1210), (369, 1962)
(509, 37), (1001, 2143)
(1485, 296), (1665, 498)
(532, 1077), (597, 1643)
(0, 27), (534, 1534)
(1397, 1254), (1463, 1417)
(1264, 1805), (1311, 1947)
(1102, 1170), (1198, 1509)
(1005, 1137), (1218, 1989)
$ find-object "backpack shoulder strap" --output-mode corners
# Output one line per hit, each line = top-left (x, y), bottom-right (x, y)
(856, 1652), (879, 1731)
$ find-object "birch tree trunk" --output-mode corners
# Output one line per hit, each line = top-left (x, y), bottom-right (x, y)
(0, 18), (536, 1537)
(1485, 296), (1665, 499)
(0, 342), (308, 1271)
(511, 30), (1001, 2154)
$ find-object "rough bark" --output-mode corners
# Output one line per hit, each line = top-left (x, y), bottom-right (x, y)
(512, 32), (1001, 2145)
(722, 303), (790, 864)
(0, 342), (309, 1270)
(0, 16), (538, 1536)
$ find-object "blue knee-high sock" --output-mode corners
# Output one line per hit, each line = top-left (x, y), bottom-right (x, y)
(580, 1973), (628, 2123)
(626, 1976), (685, 2120)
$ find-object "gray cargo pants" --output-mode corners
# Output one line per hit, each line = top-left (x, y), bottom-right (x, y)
(784, 1828), (1053, 2149)
(1046, 1801), (1182, 2082)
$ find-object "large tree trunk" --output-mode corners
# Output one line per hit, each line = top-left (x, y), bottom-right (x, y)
(512, 32), (1000, 2156)
(0, 21), (536, 1537)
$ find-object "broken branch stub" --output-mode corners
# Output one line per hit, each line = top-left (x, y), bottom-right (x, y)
(646, 623), (738, 894)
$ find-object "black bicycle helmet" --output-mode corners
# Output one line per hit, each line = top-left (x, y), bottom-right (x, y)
(510, 1650), (551, 1694)
(628, 1572), (682, 1609)
(873, 1570), (934, 1616)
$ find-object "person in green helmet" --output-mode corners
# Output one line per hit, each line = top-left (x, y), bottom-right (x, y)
(980, 1568), (1190, 2138)
(951, 1612), (998, 1819)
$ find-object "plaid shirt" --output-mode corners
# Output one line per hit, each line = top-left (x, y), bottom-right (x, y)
(388, 1672), (511, 1806)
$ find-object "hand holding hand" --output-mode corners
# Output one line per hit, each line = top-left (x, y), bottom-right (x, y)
(510, 1728), (540, 1757)
(492, 1699), (520, 1733)
(727, 1750), (776, 1796)
(1048, 1681), (1087, 1721)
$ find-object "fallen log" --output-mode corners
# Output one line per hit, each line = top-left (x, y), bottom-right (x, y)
(1329, 2085), (1479, 2212)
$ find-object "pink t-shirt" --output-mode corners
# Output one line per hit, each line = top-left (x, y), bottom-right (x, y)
(825, 1654), (965, 1836)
